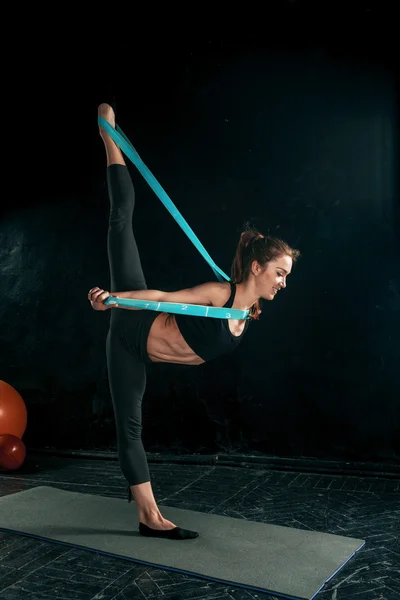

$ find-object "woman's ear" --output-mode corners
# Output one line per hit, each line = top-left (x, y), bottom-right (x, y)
(251, 260), (263, 276)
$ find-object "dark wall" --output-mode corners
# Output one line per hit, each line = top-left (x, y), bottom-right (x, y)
(1, 18), (399, 463)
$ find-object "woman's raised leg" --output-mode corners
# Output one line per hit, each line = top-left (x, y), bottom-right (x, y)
(99, 104), (146, 293)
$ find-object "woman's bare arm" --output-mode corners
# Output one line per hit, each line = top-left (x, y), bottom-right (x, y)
(113, 282), (221, 306)
(88, 282), (225, 311)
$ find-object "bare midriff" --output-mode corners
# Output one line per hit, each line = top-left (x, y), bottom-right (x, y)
(146, 313), (205, 365)
(146, 312), (247, 365)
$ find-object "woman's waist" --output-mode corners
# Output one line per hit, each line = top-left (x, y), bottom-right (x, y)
(147, 313), (206, 364)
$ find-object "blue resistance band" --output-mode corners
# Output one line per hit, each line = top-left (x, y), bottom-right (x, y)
(105, 298), (249, 320)
(99, 116), (250, 320)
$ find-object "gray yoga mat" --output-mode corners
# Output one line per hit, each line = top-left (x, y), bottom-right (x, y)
(0, 486), (365, 600)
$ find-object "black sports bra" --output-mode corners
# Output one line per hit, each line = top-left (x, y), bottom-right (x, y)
(174, 282), (250, 362)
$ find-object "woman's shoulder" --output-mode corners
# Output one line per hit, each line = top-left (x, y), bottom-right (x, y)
(209, 282), (233, 307)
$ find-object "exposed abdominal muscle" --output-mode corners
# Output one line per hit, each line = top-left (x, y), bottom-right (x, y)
(146, 313), (205, 365)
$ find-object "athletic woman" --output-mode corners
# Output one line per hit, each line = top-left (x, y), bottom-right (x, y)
(88, 103), (300, 540)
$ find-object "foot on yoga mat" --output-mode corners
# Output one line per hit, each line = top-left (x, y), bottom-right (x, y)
(139, 522), (199, 540)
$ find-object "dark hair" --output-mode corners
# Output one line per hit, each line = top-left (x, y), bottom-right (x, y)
(230, 223), (301, 320)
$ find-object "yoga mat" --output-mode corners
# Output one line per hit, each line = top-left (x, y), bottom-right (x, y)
(0, 486), (365, 600)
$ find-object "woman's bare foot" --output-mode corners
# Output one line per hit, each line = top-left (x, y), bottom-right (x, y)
(98, 103), (115, 133)
(98, 103), (125, 166)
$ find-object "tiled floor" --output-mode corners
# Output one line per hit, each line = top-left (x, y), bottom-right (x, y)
(0, 454), (399, 599)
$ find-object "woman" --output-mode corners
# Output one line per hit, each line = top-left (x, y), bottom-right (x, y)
(88, 103), (300, 540)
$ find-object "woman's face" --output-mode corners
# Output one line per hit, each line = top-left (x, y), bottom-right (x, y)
(255, 255), (293, 300)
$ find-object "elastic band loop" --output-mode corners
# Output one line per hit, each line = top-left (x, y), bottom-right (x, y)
(99, 116), (250, 320)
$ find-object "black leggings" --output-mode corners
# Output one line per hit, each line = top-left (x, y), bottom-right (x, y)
(105, 164), (159, 486)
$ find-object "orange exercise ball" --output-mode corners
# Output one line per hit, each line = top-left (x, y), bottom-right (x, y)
(0, 434), (26, 470)
(0, 380), (27, 438)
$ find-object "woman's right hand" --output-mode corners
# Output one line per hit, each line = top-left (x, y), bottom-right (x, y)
(88, 287), (115, 311)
